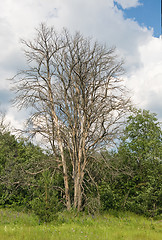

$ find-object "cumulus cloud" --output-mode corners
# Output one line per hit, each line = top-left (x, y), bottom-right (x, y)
(126, 37), (162, 119)
(114, 0), (142, 9)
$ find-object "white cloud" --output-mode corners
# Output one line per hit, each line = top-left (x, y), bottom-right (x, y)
(114, 0), (142, 9)
(0, 0), (161, 127)
(126, 37), (162, 119)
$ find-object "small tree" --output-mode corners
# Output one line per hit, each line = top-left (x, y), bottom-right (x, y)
(11, 23), (131, 211)
(119, 109), (162, 164)
(116, 109), (162, 215)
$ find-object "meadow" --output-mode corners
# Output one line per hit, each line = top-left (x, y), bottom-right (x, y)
(0, 209), (161, 240)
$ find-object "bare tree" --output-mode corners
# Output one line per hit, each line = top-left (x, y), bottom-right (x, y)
(11, 23), (131, 211)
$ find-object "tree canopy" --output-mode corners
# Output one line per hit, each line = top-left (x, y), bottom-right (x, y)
(114, 109), (162, 216)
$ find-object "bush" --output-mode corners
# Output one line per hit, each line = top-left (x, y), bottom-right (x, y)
(99, 182), (116, 210)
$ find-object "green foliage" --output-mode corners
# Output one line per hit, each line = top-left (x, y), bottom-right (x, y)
(113, 109), (162, 217)
(99, 182), (116, 210)
(119, 109), (162, 162)
(96, 109), (162, 218)
(0, 123), (64, 221)
(0, 109), (162, 221)
(0, 131), (18, 174)
(29, 170), (63, 222)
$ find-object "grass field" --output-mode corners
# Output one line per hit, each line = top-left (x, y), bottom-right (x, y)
(0, 208), (161, 240)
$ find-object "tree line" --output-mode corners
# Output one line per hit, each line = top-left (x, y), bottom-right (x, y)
(0, 24), (161, 221)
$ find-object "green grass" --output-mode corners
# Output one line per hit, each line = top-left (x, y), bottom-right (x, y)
(0, 209), (161, 240)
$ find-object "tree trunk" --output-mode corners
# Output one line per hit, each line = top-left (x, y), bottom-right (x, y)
(57, 128), (71, 210)
(48, 78), (71, 210)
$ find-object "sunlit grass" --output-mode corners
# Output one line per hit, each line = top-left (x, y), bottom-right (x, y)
(0, 209), (161, 240)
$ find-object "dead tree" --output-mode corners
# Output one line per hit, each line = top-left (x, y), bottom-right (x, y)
(11, 23), (131, 211)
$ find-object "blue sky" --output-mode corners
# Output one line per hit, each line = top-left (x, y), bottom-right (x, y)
(116, 0), (161, 37)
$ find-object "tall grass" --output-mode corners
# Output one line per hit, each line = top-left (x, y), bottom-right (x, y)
(0, 209), (161, 240)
